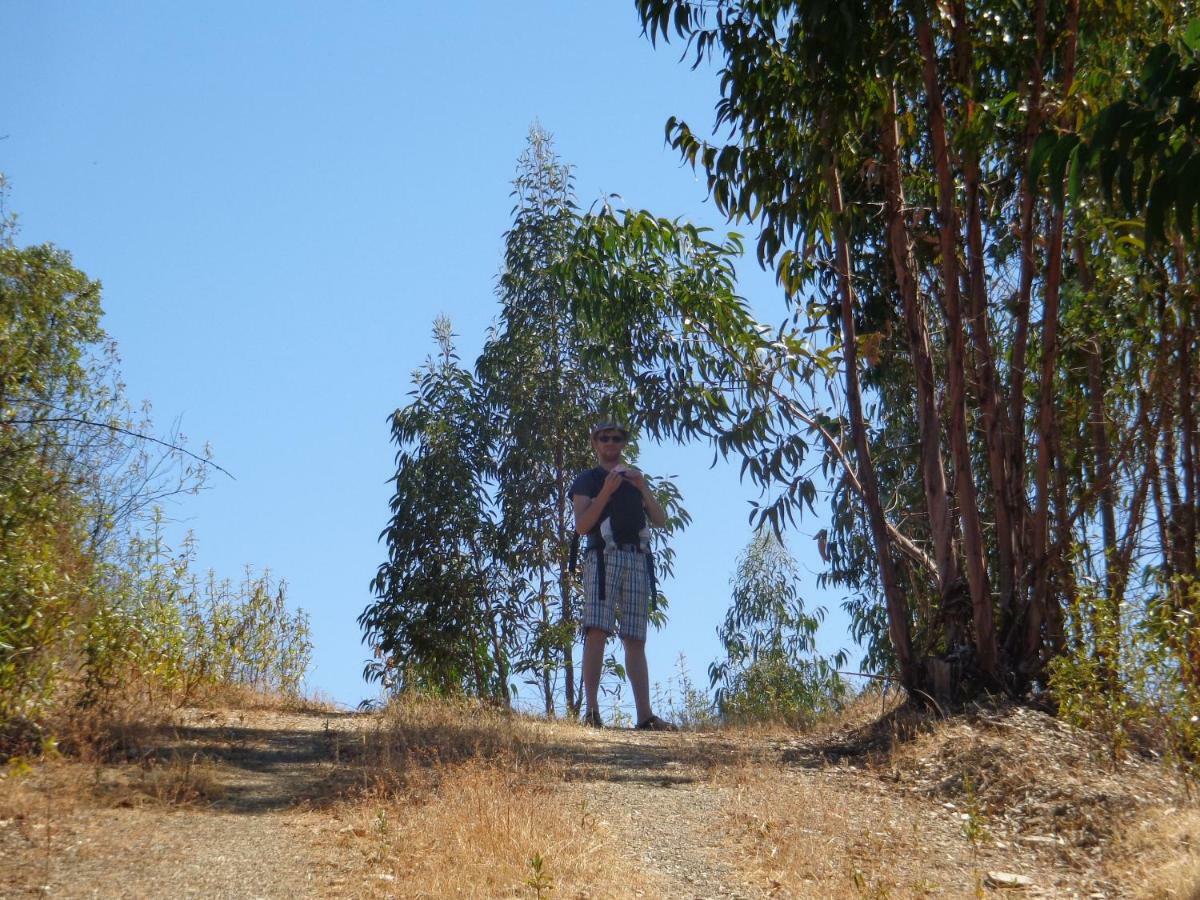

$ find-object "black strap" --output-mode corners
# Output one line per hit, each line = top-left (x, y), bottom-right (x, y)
(568, 532), (581, 575)
(644, 551), (657, 605)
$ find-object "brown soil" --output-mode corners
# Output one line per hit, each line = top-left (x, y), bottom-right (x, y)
(0, 702), (1195, 899)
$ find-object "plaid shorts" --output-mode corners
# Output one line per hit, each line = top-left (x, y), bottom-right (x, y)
(581, 546), (652, 642)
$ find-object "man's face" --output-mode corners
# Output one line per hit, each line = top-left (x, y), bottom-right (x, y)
(592, 430), (626, 461)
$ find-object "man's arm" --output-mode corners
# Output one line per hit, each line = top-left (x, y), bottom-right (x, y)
(573, 470), (624, 535)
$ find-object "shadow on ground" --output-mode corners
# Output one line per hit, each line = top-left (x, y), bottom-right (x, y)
(130, 712), (767, 812)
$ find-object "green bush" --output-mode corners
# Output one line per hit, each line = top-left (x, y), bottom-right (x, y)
(1, 202), (310, 730)
(1050, 577), (1200, 777)
(717, 652), (847, 728)
(83, 522), (312, 708)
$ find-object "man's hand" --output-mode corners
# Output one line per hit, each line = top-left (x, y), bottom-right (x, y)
(598, 469), (626, 499)
(617, 466), (648, 492)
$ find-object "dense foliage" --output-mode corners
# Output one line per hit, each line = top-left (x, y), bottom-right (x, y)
(561, 0), (1198, 729)
(0, 187), (310, 731)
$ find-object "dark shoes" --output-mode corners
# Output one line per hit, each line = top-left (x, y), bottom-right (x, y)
(581, 710), (676, 730)
(636, 715), (678, 732)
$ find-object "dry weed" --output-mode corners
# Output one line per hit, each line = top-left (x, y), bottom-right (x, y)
(714, 761), (991, 898)
(1110, 806), (1200, 899)
(106, 753), (226, 807)
(355, 694), (550, 786)
(324, 697), (669, 897)
(336, 758), (657, 899)
(190, 682), (342, 714)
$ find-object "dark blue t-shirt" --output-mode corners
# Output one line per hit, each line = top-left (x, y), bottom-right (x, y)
(570, 466), (649, 550)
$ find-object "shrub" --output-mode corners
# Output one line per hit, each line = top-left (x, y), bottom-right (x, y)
(1050, 576), (1200, 777)
(717, 652), (847, 728)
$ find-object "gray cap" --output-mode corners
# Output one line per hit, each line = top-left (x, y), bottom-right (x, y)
(589, 420), (629, 437)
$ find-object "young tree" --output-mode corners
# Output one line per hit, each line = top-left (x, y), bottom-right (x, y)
(709, 528), (845, 725)
(477, 125), (690, 716)
(475, 125), (615, 715)
(364, 317), (510, 700)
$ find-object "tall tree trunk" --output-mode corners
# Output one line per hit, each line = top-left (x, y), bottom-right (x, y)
(917, 15), (998, 680)
(951, 3), (1019, 638)
(1112, 394), (1157, 607)
(1025, 0), (1079, 677)
(1075, 242), (1119, 600)
(555, 445), (578, 715)
(1027, 200), (1065, 674)
(537, 570), (554, 716)
(1172, 239), (1197, 578)
(824, 157), (917, 693)
(483, 588), (509, 705)
(1007, 0), (1049, 628)
(1162, 388), (1182, 579)
(881, 89), (957, 601)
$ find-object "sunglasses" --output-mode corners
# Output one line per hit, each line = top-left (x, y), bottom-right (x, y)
(594, 434), (626, 444)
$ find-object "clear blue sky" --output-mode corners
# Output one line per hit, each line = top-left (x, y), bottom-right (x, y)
(2, 1), (853, 711)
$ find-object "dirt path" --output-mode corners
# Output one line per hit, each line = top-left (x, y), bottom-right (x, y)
(1, 711), (766, 898)
(0, 709), (371, 899)
(555, 730), (756, 899)
(1, 705), (1194, 898)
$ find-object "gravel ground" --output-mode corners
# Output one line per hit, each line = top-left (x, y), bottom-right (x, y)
(2, 704), (1195, 899)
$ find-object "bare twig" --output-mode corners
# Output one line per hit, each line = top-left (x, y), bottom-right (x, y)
(2, 416), (235, 480)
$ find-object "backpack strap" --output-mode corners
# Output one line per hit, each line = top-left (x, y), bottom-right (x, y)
(568, 531), (581, 576)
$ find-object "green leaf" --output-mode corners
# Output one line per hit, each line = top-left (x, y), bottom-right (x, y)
(1146, 174), (1172, 246)
(1028, 131), (1059, 182)
(1186, 18), (1200, 52)
(1047, 134), (1082, 207)
(1176, 155), (1200, 244)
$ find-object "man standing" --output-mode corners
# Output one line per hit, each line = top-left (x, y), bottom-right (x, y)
(571, 421), (676, 730)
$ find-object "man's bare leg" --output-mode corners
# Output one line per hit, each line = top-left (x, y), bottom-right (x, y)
(622, 637), (652, 725)
(582, 627), (608, 715)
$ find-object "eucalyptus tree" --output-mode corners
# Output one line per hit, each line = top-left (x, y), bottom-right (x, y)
(1041, 27), (1200, 689)
(475, 126), (600, 715)
(364, 317), (510, 701)
(477, 125), (689, 716)
(564, 1), (1189, 700)
(710, 527), (845, 724)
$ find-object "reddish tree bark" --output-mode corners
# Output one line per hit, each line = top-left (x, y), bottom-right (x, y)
(917, 14), (998, 679)
(881, 89), (957, 600)
(1026, 0), (1079, 675)
(1007, 0), (1049, 621)
(825, 157), (917, 692)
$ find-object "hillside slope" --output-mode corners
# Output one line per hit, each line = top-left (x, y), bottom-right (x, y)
(1, 700), (1195, 898)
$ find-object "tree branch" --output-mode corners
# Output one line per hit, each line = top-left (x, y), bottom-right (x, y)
(2, 415), (234, 480)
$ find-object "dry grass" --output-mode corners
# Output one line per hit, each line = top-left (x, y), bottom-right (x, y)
(337, 760), (656, 898)
(329, 695), (663, 897)
(1109, 805), (1200, 899)
(0, 685), (323, 842)
(189, 682), (344, 714)
(715, 761), (994, 898)
(361, 694), (548, 772)
(5, 689), (1198, 898)
(708, 698), (1199, 898)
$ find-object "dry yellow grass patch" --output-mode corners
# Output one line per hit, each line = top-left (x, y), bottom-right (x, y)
(330, 696), (663, 898)
(340, 759), (655, 899)
(712, 700), (1198, 898)
(1110, 805), (1200, 899)
(715, 762), (992, 898)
